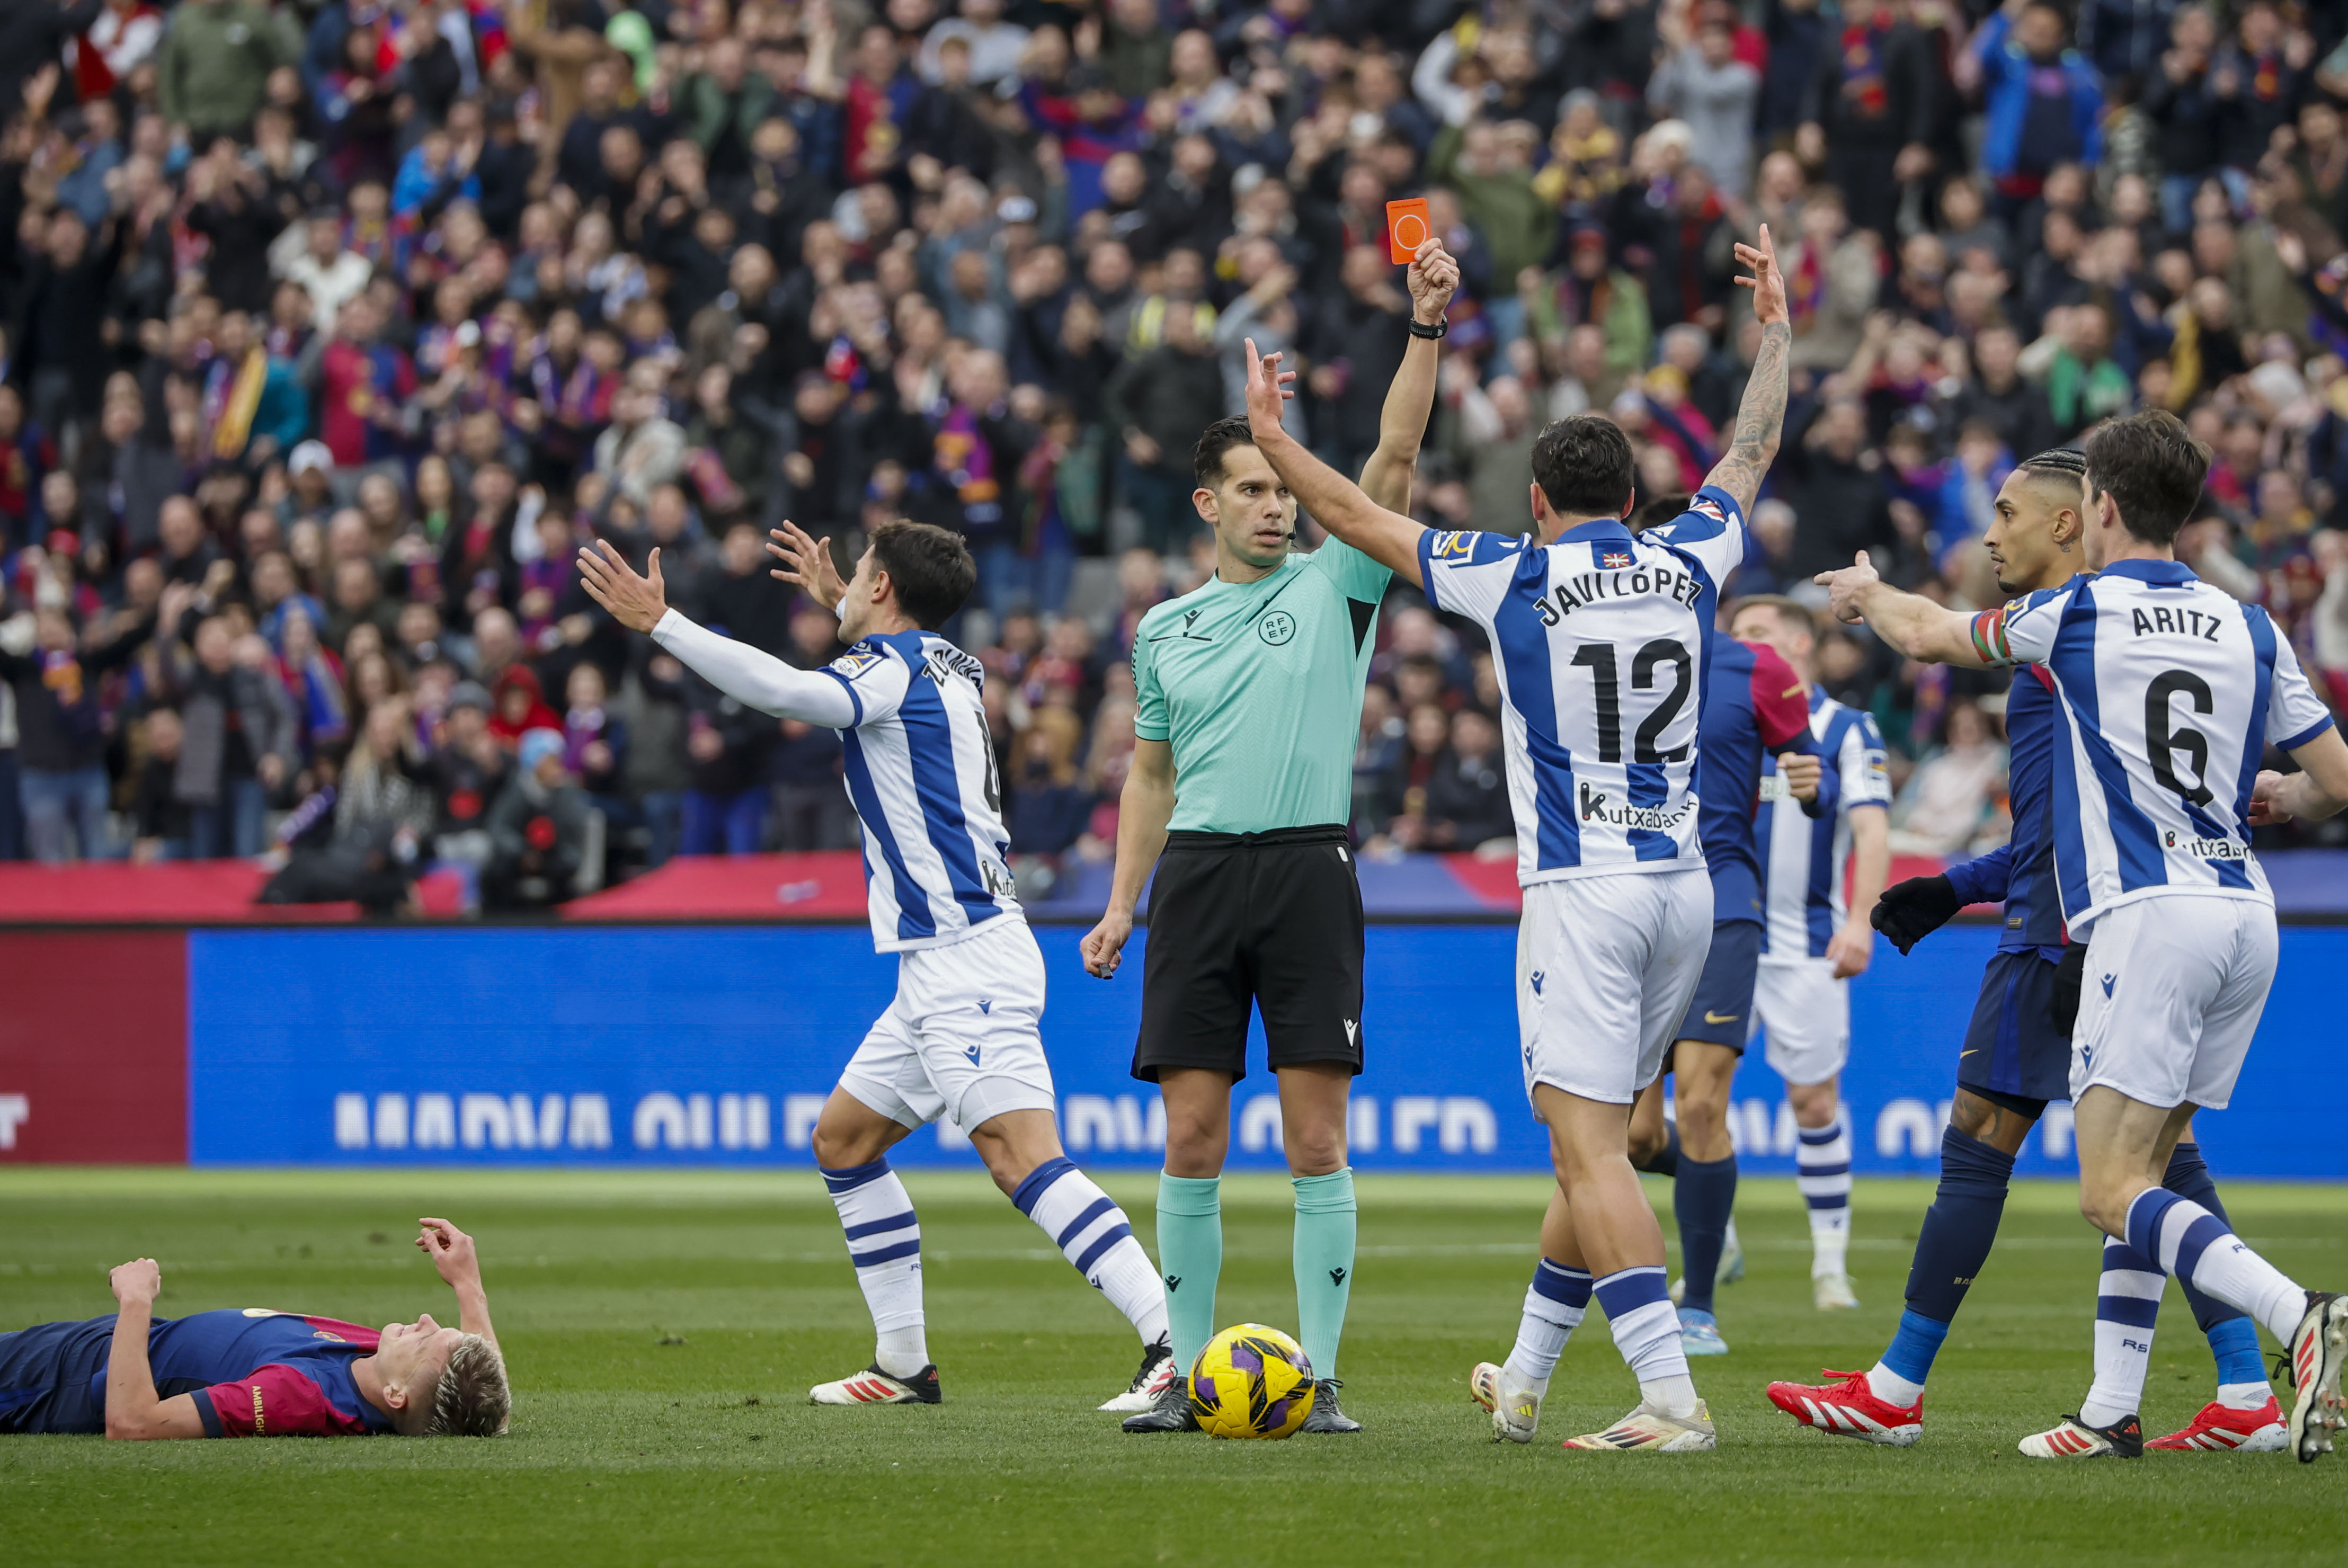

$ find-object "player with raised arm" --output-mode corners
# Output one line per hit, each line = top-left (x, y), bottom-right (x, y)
(1234, 225), (1794, 1450)
(1088, 242), (1460, 1438)
(577, 520), (1175, 1414)
(1730, 595), (1891, 1311)
(1768, 450), (2287, 1453)
(1812, 409), (2348, 1463)
(1621, 497), (1826, 1358)
(0, 1219), (507, 1440)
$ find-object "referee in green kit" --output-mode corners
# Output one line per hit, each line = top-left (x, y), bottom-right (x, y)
(1082, 240), (1460, 1435)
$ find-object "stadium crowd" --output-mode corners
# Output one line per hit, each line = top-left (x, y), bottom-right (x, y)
(2, 0), (2347, 907)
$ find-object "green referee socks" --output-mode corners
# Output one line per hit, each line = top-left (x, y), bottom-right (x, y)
(1155, 1172), (1223, 1372)
(1293, 1168), (1357, 1379)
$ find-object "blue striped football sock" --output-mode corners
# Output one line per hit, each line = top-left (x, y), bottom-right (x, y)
(1012, 1157), (1169, 1348)
(823, 1158), (928, 1376)
(2126, 1188), (2306, 1344)
(2082, 1237), (2164, 1428)
(2158, 1143), (2269, 1405)
(1504, 1259), (1593, 1393)
(1798, 1114), (1852, 1278)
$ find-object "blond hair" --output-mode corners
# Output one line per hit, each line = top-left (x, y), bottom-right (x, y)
(424, 1334), (511, 1437)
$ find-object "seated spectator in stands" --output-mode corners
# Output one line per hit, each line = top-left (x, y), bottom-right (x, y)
(766, 715), (847, 851)
(1006, 706), (1092, 865)
(1373, 701), (1452, 849)
(484, 728), (592, 910)
(487, 664), (560, 748)
(426, 682), (508, 867)
(1411, 708), (1516, 854)
(260, 698), (432, 916)
(1888, 700), (2009, 857)
(563, 662), (629, 819)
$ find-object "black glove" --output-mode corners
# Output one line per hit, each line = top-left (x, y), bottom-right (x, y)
(1870, 874), (1961, 956)
(2051, 942), (2088, 1038)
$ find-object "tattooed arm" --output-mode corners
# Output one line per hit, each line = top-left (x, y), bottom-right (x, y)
(1702, 225), (1793, 516)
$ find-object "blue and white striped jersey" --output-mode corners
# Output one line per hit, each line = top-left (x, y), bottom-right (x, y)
(821, 630), (1021, 951)
(1972, 558), (2335, 927)
(1416, 486), (1748, 887)
(1755, 690), (1891, 958)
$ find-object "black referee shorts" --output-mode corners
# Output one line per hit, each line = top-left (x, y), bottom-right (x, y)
(1132, 824), (1366, 1084)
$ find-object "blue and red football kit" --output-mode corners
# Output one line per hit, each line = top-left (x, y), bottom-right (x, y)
(0, 1309), (393, 1437)
(1676, 632), (1822, 1048)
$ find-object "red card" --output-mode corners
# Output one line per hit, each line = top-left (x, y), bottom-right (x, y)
(1386, 198), (1431, 265)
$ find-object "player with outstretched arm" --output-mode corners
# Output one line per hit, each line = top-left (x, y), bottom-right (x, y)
(1769, 450), (2289, 1454)
(579, 518), (1176, 1414)
(0, 1218), (508, 1439)
(1811, 409), (2348, 1463)
(1233, 224), (1794, 1450)
(1087, 241), (1460, 1437)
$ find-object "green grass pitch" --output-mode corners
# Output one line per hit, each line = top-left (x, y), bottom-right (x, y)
(2, 1168), (2343, 1566)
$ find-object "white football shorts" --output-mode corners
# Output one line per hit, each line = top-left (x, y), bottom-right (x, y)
(2069, 894), (2278, 1111)
(1517, 868), (1711, 1108)
(839, 915), (1059, 1134)
(1753, 956), (1850, 1087)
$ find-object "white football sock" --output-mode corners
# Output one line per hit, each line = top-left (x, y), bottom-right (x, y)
(2130, 1190), (2306, 1344)
(1502, 1259), (1592, 1393)
(1865, 1362), (1925, 1407)
(2080, 1237), (2163, 1428)
(2217, 1382), (2274, 1411)
(1013, 1157), (1170, 1347)
(1594, 1267), (1694, 1414)
(824, 1158), (928, 1377)
(1798, 1113), (1852, 1278)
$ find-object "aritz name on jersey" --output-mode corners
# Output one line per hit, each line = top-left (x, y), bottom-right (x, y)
(1530, 560), (1707, 626)
(2130, 605), (2225, 642)
(1578, 781), (1694, 832)
(2163, 828), (2246, 859)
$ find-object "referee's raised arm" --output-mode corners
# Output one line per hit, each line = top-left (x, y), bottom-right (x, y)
(1240, 339), (1430, 588)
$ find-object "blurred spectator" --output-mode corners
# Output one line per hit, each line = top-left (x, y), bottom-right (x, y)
(484, 726), (590, 908)
(0, 0), (2339, 890)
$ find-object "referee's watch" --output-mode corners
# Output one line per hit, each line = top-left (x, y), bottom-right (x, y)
(1407, 316), (1447, 340)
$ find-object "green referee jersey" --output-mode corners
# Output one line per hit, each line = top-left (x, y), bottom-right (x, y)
(1132, 539), (1392, 834)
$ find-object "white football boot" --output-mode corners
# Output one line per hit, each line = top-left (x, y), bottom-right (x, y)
(1470, 1361), (1543, 1444)
(1562, 1399), (1717, 1451)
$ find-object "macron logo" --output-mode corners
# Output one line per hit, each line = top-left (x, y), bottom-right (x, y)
(2101, 974), (2116, 999)
(977, 999), (992, 1015)
(1343, 1019), (1359, 1046)
(1529, 972), (1545, 996)
(963, 1045), (982, 1065)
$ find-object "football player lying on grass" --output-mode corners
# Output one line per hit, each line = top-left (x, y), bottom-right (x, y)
(0, 1218), (509, 1439)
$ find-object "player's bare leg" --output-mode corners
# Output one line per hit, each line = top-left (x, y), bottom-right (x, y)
(1537, 1085), (1714, 1451)
(1277, 1062), (1362, 1432)
(1789, 1074), (1856, 1308)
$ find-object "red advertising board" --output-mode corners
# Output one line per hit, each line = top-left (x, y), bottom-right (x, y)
(0, 932), (187, 1162)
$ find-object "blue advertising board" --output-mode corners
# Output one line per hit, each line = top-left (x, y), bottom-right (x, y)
(187, 924), (2345, 1178)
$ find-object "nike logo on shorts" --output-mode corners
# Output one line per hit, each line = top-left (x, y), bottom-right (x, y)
(1704, 1011), (1738, 1025)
